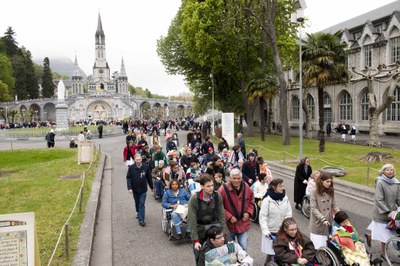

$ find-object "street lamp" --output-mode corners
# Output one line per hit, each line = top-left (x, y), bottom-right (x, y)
(210, 73), (215, 137)
(291, 0), (306, 159)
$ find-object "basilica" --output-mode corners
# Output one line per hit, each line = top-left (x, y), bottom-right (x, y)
(0, 14), (191, 124)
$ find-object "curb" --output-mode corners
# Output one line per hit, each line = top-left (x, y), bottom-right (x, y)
(267, 161), (375, 205)
(72, 152), (106, 266)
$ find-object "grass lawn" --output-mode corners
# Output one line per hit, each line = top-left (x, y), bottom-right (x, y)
(0, 148), (99, 265)
(244, 134), (400, 187)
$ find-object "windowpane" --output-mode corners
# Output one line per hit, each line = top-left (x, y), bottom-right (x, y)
(387, 88), (400, 121)
(307, 94), (315, 120)
(339, 92), (352, 120)
(292, 97), (299, 120)
(390, 37), (400, 64)
(361, 92), (369, 121)
(364, 45), (372, 67)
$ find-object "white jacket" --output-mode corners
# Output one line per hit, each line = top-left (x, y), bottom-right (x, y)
(253, 182), (269, 199)
(259, 195), (292, 235)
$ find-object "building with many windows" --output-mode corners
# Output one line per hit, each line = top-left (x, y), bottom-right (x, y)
(286, 1), (400, 135)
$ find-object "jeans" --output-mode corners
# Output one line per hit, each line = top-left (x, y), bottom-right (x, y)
(133, 192), (147, 222)
(154, 179), (164, 197)
(171, 211), (190, 234)
(228, 230), (249, 251)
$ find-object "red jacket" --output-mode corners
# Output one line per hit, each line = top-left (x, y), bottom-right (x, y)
(123, 144), (143, 161)
(218, 181), (254, 234)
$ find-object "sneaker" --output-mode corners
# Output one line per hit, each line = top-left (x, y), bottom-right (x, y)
(139, 221), (146, 227)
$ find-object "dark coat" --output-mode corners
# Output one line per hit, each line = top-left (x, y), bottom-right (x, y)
(273, 232), (316, 263)
(126, 163), (153, 194)
(294, 163), (312, 204)
(242, 161), (260, 185)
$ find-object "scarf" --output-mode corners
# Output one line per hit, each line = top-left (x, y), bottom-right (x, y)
(377, 174), (400, 185)
(264, 188), (285, 201)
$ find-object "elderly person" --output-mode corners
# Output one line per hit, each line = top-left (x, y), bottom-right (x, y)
(259, 178), (292, 264)
(162, 179), (191, 238)
(368, 164), (400, 258)
(218, 168), (254, 251)
(310, 172), (340, 248)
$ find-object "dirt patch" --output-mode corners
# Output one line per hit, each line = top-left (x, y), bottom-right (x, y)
(0, 171), (14, 178)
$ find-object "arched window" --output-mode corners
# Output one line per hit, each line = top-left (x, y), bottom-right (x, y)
(361, 91), (369, 120)
(389, 27), (400, 64)
(292, 96), (299, 120)
(339, 91), (352, 120)
(387, 87), (400, 121)
(307, 94), (315, 120)
(323, 93), (332, 123)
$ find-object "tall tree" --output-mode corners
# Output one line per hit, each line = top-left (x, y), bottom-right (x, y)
(242, 0), (297, 145)
(0, 81), (11, 102)
(23, 50), (39, 99)
(0, 52), (15, 100)
(302, 31), (349, 152)
(350, 64), (400, 147)
(2, 27), (20, 56)
(41, 57), (54, 98)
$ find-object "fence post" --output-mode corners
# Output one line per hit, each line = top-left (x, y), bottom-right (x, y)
(10, 141), (13, 151)
(283, 152), (286, 163)
(65, 224), (69, 258)
(317, 157), (320, 170)
(366, 166), (370, 186)
(79, 187), (84, 213)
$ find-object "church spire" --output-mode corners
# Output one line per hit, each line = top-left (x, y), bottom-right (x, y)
(73, 54), (81, 77)
(119, 57), (127, 77)
(96, 13), (104, 37)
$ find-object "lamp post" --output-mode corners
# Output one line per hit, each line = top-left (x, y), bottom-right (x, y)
(291, 0), (306, 159)
(5, 106), (8, 125)
(209, 73), (215, 137)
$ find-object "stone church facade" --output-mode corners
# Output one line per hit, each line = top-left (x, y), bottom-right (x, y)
(282, 1), (400, 135)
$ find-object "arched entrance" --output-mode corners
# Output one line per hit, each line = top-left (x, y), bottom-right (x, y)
(87, 101), (112, 121)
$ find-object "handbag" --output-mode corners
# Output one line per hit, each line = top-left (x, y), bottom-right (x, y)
(175, 204), (188, 220)
(126, 157), (134, 166)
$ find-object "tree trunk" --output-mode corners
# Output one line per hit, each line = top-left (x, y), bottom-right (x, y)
(270, 34), (289, 145)
(366, 111), (382, 147)
(317, 86), (325, 152)
(267, 97), (273, 134)
(260, 97), (266, 141)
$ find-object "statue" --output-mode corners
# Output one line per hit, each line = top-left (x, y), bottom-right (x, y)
(57, 80), (66, 101)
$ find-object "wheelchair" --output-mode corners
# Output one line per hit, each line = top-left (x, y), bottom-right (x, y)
(301, 194), (310, 219)
(385, 235), (400, 265)
(161, 208), (190, 241)
(266, 240), (381, 266)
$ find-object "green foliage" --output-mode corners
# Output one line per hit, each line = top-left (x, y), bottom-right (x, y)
(42, 57), (54, 98)
(0, 51), (15, 100)
(23, 49), (39, 99)
(0, 148), (98, 265)
(0, 80), (11, 102)
(2, 27), (19, 56)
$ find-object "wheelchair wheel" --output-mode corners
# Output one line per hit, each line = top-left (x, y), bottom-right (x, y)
(161, 209), (168, 233)
(385, 236), (400, 265)
(265, 261), (279, 266)
(315, 246), (341, 265)
(301, 195), (310, 218)
(250, 201), (259, 223)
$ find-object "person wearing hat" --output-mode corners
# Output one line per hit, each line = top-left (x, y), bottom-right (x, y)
(332, 211), (370, 265)
(242, 152), (260, 186)
(202, 147), (215, 166)
(46, 128), (56, 148)
(166, 135), (177, 152)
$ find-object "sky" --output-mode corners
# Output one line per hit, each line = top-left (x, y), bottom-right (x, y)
(0, 0), (398, 96)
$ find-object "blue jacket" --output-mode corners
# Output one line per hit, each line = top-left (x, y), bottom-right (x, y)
(161, 188), (191, 209)
(126, 163), (153, 194)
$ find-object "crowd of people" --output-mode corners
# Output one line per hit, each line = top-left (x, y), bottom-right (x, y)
(122, 121), (399, 266)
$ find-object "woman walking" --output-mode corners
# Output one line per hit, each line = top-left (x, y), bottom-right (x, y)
(259, 178), (292, 264)
(309, 172), (340, 248)
(294, 157), (312, 210)
(367, 164), (400, 259)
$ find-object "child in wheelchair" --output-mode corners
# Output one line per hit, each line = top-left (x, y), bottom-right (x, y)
(331, 211), (370, 266)
(305, 171), (320, 196)
(152, 160), (166, 199)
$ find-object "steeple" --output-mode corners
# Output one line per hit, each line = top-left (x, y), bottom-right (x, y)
(119, 57), (127, 77)
(73, 54), (81, 77)
(96, 13), (104, 37)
